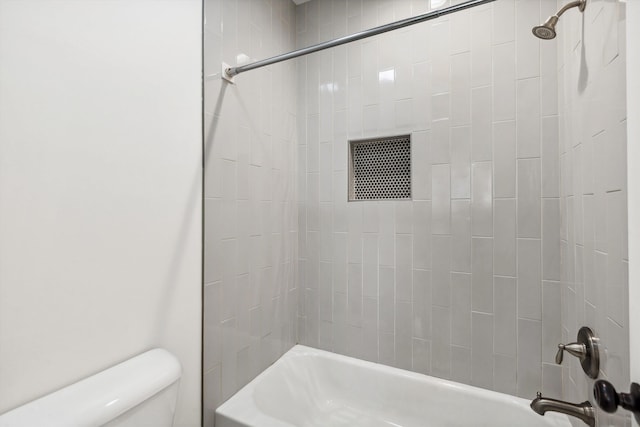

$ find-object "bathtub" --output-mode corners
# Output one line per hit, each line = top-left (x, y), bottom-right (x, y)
(215, 345), (570, 427)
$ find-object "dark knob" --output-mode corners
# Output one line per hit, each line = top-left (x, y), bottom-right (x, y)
(593, 380), (640, 423)
(593, 380), (619, 412)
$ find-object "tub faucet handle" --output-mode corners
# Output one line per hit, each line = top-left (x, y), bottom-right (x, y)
(555, 342), (587, 364)
(593, 380), (640, 424)
(554, 327), (600, 379)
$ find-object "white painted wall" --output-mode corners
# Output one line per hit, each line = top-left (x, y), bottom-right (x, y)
(0, 1), (202, 426)
(627, 1), (640, 425)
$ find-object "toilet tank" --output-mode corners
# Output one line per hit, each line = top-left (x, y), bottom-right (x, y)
(0, 348), (182, 427)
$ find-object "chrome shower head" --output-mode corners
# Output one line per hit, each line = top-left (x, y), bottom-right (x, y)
(532, 15), (559, 40)
(532, 0), (586, 40)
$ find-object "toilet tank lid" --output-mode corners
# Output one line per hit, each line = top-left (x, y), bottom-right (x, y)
(0, 348), (182, 427)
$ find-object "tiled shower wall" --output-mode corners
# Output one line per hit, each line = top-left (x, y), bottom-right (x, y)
(296, 0), (562, 397)
(556, 0), (629, 425)
(202, 0), (298, 425)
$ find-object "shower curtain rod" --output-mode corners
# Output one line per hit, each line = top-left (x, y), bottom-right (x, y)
(222, 0), (496, 82)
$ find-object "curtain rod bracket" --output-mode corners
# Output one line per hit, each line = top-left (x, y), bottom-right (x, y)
(221, 62), (236, 84)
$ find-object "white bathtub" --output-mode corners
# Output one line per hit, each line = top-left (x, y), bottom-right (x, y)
(215, 345), (570, 427)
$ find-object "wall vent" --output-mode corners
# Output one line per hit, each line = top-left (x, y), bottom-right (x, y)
(348, 135), (411, 201)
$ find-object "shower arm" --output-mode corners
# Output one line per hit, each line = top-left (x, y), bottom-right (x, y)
(555, 0), (586, 18)
(222, 0), (496, 82)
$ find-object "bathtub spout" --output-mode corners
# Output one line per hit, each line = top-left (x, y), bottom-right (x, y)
(530, 392), (595, 427)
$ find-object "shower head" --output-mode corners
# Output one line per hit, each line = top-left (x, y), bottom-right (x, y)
(532, 0), (586, 40)
(532, 16), (559, 40)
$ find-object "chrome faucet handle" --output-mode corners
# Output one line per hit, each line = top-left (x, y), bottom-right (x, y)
(555, 342), (587, 364)
(554, 327), (600, 379)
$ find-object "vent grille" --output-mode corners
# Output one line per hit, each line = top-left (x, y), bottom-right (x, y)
(349, 135), (411, 201)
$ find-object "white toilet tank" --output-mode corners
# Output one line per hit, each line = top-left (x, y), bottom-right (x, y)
(0, 348), (182, 427)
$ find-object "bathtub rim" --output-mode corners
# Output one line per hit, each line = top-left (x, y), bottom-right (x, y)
(214, 344), (571, 427)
